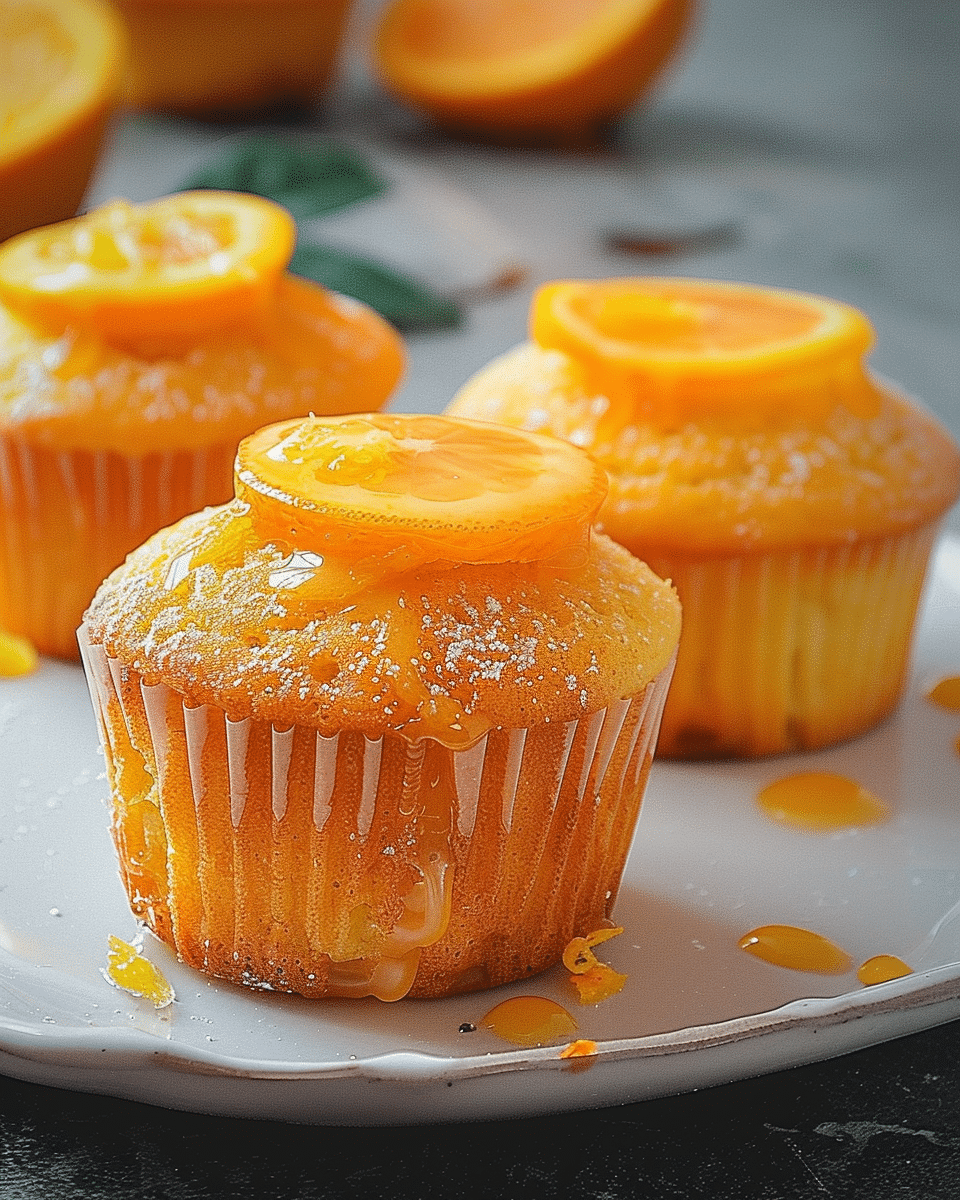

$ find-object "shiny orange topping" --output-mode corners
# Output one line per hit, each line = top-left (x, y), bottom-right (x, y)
(531, 277), (880, 420)
(0, 190), (296, 344)
(235, 412), (608, 566)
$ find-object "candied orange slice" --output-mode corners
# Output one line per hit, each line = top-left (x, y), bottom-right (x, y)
(373, 0), (695, 141)
(531, 277), (880, 418)
(235, 412), (608, 564)
(0, 190), (296, 343)
(0, 0), (124, 243)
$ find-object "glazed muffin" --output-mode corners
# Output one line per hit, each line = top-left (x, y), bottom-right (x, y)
(79, 412), (681, 1001)
(0, 190), (404, 658)
(447, 276), (960, 759)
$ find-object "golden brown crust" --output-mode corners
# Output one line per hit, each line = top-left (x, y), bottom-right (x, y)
(83, 501), (681, 740)
(0, 277), (404, 454)
(448, 342), (960, 553)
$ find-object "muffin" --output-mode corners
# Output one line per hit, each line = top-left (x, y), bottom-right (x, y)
(115, 0), (351, 116)
(79, 412), (681, 1001)
(447, 276), (960, 759)
(0, 190), (404, 659)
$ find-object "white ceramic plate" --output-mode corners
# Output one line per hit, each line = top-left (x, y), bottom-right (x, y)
(0, 538), (958, 1126)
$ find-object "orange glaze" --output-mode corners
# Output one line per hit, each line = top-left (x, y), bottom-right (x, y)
(480, 995), (578, 1047)
(857, 954), (913, 986)
(738, 924), (853, 974)
(756, 771), (889, 831)
(927, 676), (960, 711)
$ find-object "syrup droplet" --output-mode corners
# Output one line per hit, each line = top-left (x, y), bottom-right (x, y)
(757, 771), (889, 831)
(738, 924), (853, 974)
(857, 954), (913, 986)
(927, 676), (960, 711)
(480, 995), (578, 1048)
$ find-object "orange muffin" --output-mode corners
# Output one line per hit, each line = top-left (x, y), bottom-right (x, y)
(115, 0), (351, 116)
(78, 412), (681, 1000)
(0, 190), (404, 659)
(447, 276), (960, 759)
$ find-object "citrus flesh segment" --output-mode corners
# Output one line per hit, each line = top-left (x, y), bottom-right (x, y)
(235, 412), (608, 564)
(373, 0), (695, 138)
(531, 277), (880, 418)
(0, 191), (296, 342)
(0, 0), (124, 241)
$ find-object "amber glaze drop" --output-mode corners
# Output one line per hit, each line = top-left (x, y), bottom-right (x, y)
(927, 676), (960, 711)
(480, 995), (578, 1047)
(757, 771), (889, 831)
(857, 954), (913, 986)
(738, 924), (853, 974)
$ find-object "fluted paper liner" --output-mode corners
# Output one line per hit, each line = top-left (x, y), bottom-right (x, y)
(79, 626), (675, 1000)
(652, 525), (940, 759)
(0, 437), (236, 659)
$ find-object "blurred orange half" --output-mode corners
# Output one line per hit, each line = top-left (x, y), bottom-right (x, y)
(373, 0), (696, 141)
(0, 0), (124, 243)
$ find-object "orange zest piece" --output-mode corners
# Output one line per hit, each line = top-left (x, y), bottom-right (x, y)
(0, 190), (296, 343)
(559, 1038), (597, 1059)
(0, 628), (38, 676)
(373, 0), (695, 142)
(563, 925), (627, 1004)
(234, 412), (608, 565)
(0, 0), (124, 243)
(102, 934), (175, 1008)
(530, 277), (880, 419)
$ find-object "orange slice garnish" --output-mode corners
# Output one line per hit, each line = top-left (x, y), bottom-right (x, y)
(0, 190), (295, 343)
(234, 412), (608, 564)
(531, 277), (880, 419)
(373, 0), (695, 142)
(0, 0), (124, 243)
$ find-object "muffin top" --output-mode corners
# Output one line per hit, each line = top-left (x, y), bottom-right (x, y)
(447, 277), (960, 554)
(0, 191), (404, 453)
(83, 412), (681, 744)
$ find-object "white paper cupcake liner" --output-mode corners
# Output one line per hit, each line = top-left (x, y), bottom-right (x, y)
(79, 625), (674, 1000)
(651, 524), (941, 758)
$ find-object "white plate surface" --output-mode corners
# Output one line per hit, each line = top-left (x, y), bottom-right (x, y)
(0, 538), (958, 1126)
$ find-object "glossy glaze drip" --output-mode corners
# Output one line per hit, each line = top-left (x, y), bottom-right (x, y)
(480, 995), (578, 1047)
(856, 954), (913, 986)
(756, 771), (889, 831)
(738, 924), (853, 974)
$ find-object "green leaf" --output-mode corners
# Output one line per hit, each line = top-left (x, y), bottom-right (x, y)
(290, 242), (462, 333)
(181, 137), (388, 220)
